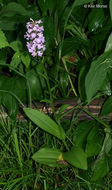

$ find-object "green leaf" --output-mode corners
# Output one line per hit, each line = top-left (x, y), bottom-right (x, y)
(74, 0), (96, 7)
(0, 20), (16, 31)
(108, 148), (112, 169)
(73, 120), (94, 148)
(17, 0), (29, 8)
(61, 37), (88, 57)
(85, 51), (112, 102)
(0, 76), (19, 119)
(104, 135), (112, 154)
(59, 1), (76, 36)
(70, 6), (89, 27)
(63, 146), (87, 170)
(2, 92), (18, 119)
(57, 104), (70, 118)
(85, 126), (104, 157)
(91, 18), (112, 54)
(0, 49), (8, 64)
(10, 41), (23, 52)
(13, 77), (26, 103)
(21, 52), (30, 68)
(56, 0), (69, 14)
(0, 2), (28, 17)
(44, 16), (55, 51)
(91, 155), (109, 181)
(46, 0), (56, 16)
(101, 96), (112, 116)
(32, 148), (62, 167)
(23, 108), (65, 141)
(110, 0), (112, 20)
(100, 77), (111, 96)
(91, 129), (112, 181)
(13, 130), (22, 168)
(0, 65), (45, 118)
(105, 32), (112, 52)
(38, 0), (47, 15)
(100, 128), (112, 155)
(59, 69), (69, 94)
(10, 52), (21, 69)
(0, 30), (9, 49)
(78, 63), (89, 101)
(26, 63), (46, 100)
(88, 9), (105, 32)
(38, 0), (56, 16)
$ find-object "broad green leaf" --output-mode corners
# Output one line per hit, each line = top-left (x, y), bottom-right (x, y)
(85, 51), (112, 102)
(100, 77), (111, 96)
(74, 0), (96, 6)
(92, 129), (112, 181)
(73, 120), (95, 148)
(88, 9), (105, 32)
(101, 96), (112, 116)
(0, 75), (26, 118)
(91, 18), (112, 54)
(13, 78), (26, 103)
(105, 32), (112, 52)
(0, 64), (46, 118)
(63, 146), (87, 170)
(61, 37), (88, 57)
(104, 135), (112, 154)
(21, 52), (30, 68)
(0, 49), (7, 64)
(70, 6), (89, 27)
(32, 148), (62, 167)
(0, 76), (19, 119)
(0, 30), (9, 49)
(10, 41), (22, 52)
(91, 155), (109, 181)
(23, 108), (65, 141)
(110, 0), (112, 20)
(26, 63), (46, 100)
(100, 128), (112, 155)
(2, 92), (18, 119)
(17, 0), (29, 8)
(0, 20), (16, 31)
(0, 2), (28, 17)
(10, 52), (21, 69)
(85, 126), (104, 157)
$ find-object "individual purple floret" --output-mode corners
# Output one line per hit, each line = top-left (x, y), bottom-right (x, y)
(24, 18), (46, 57)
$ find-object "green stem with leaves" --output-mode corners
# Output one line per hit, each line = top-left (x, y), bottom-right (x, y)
(82, 107), (110, 129)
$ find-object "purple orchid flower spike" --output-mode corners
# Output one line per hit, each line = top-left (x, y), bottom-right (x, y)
(24, 18), (46, 57)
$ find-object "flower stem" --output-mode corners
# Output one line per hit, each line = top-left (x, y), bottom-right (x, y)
(62, 58), (77, 97)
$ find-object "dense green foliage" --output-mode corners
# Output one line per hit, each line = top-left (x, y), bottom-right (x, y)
(0, 0), (112, 189)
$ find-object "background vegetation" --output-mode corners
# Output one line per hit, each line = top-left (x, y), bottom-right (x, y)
(0, 0), (112, 189)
